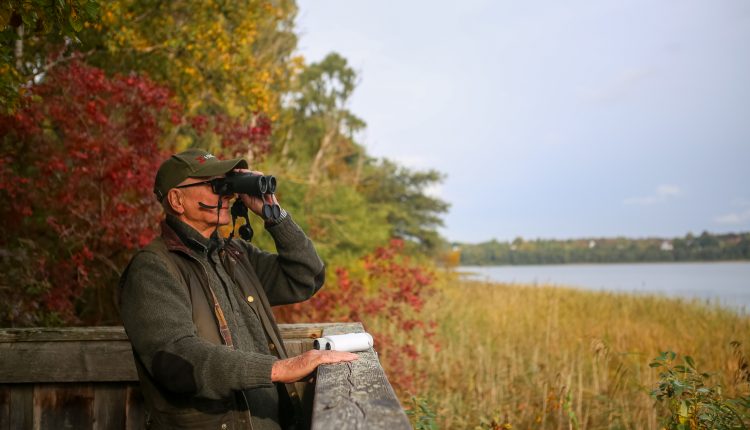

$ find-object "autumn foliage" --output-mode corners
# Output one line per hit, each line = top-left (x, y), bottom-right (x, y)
(0, 61), (178, 325)
(274, 238), (438, 395)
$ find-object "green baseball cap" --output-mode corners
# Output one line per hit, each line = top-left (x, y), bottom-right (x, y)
(154, 148), (248, 201)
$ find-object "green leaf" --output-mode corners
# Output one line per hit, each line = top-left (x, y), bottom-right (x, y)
(649, 362), (662, 368)
(83, 1), (100, 19)
(679, 401), (689, 417)
(69, 13), (82, 32)
(685, 355), (696, 369)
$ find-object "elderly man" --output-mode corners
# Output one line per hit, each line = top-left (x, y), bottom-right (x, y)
(119, 149), (356, 430)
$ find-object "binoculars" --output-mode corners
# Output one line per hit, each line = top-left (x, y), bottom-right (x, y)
(215, 172), (281, 221)
(221, 172), (282, 242)
(221, 172), (277, 196)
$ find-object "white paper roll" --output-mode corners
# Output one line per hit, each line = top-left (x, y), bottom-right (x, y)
(313, 333), (374, 352)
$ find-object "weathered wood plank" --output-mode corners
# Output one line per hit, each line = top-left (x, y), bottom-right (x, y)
(93, 384), (126, 429)
(0, 385), (8, 430)
(0, 341), (138, 383)
(0, 327), (128, 343)
(0, 324), (342, 343)
(124, 385), (145, 430)
(311, 323), (411, 430)
(9, 384), (33, 430)
(35, 384), (95, 430)
(0, 324), (351, 383)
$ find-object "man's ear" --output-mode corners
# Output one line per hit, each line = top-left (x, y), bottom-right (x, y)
(166, 189), (185, 214)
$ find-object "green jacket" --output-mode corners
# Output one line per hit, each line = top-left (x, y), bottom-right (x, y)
(119, 214), (324, 430)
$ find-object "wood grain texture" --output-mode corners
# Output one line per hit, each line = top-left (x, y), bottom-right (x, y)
(124, 385), (145, 430)
(311, 323), (411, 430)
(0, 324), (334, 343)
(0, 386), (8, 430)
(9, 385), (33, 430)
(0, 325), (326, 384)
(0, 341), (138, 383)
(0, 327), (128, 343)
(35, 384), (95, 429)
(93, 384), (126, 429)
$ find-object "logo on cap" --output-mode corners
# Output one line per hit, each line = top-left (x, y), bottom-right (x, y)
(195, 153), (216, 164)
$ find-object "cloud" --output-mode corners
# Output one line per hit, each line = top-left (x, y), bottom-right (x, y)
(714, 209), (750, 225)
(623, 184), (682, 205)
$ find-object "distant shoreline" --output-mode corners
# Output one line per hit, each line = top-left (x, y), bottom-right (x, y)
(456, 259), (750, 268)
(455, 231), (750, 266)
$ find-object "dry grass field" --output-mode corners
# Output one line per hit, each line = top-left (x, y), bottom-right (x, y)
(394, 273), (750, 429)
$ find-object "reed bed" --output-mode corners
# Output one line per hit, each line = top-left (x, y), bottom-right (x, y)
(392, 273), (750, 429)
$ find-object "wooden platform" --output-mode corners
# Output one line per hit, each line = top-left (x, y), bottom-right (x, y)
(0, 323), (411, 429)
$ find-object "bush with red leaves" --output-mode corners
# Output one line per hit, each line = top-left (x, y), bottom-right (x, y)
(0, 61), (178, 325)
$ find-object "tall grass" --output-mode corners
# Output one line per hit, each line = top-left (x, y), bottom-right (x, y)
(392, 272), (750, 429)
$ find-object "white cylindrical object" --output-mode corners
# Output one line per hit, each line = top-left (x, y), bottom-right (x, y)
(313, 333), (374, 352)
(325, 333), (374, 352)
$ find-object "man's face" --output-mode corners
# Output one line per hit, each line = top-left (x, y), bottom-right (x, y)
(174, 176), (234, 231)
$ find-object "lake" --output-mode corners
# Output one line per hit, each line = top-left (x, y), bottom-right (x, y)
(459, 261), (750, 312)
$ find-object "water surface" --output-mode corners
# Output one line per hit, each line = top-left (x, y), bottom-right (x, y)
(460, 262), (750, 312)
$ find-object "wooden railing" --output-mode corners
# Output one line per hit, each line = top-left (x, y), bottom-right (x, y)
(0, 323), (411, 429)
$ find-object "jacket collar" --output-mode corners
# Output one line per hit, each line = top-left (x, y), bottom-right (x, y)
(162, 214), (225, 254)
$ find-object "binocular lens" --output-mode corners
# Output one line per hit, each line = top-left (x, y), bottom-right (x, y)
(267, 176), (277, 194)
(257, 176), (268, 194)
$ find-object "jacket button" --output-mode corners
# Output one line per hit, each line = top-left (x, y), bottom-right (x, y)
(246, 295), (254, 303)
(269, 343), (276, 350)
(221, 424), (227, 429)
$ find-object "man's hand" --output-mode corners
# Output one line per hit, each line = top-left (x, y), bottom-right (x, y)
(233, 169), (278, 218)
(271, 350), (358, 383)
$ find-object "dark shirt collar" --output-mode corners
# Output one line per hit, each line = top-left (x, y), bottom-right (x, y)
(165, 214), (224, 254)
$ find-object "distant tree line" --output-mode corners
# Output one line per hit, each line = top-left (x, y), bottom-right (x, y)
(457, 231), (750, 266)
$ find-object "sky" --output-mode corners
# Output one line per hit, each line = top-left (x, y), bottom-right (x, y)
(295, 0), (750, 243)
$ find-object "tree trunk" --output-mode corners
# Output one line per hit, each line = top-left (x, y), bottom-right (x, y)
(353, 147), (364, 186)
(307, 115), (339, 184)
(15, 24), (24, 70)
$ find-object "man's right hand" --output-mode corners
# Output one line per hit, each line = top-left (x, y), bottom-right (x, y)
(271, 349), (358, 383)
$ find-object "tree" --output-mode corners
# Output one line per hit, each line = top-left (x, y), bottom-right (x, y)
(359, 159), (449, 252)
(274, 52), (365, 183)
